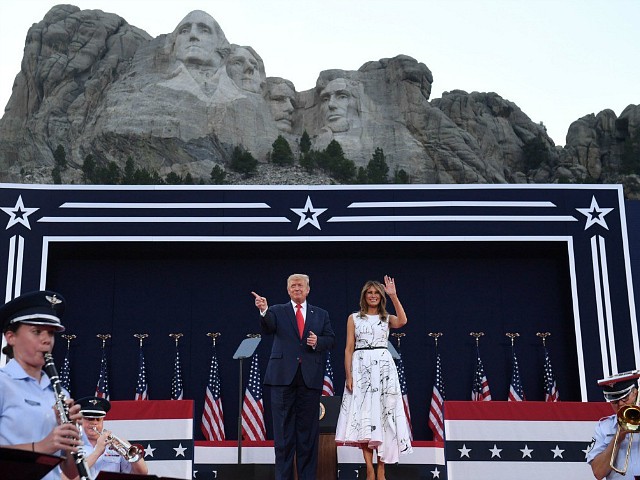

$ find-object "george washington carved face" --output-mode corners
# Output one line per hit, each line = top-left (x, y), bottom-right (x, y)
(172, 11), (227, 69)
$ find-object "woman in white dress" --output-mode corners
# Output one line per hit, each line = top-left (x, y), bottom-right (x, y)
(336, 275), (413, 480)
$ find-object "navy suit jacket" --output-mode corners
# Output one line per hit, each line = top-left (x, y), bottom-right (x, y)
(260, 302), (335, 389)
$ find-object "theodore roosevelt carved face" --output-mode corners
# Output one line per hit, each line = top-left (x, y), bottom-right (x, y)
(266, 78), (296, 132)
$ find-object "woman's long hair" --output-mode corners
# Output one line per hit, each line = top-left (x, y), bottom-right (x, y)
(357, 280), (388, 321)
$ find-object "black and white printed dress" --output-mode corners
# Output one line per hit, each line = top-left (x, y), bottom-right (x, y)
(335, 313), (413, 463)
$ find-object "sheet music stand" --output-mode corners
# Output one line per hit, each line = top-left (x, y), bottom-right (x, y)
(0, 446), (63, 480)
(233, 336), (262, 465)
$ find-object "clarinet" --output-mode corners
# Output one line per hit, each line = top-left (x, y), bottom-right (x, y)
(43, 352), (93, 480)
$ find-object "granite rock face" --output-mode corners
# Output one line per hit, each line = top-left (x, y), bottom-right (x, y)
(0, 6), (638, 196)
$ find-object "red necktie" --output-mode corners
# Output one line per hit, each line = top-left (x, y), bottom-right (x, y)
(296, 304), (304, 338)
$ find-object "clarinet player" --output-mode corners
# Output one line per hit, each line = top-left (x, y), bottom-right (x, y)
(0, 290), (85, 480)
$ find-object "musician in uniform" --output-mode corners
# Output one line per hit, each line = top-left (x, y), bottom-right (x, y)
(0, 290), (83, 480)
(587, 375), (640, 479)
(76, 396), (148, 476)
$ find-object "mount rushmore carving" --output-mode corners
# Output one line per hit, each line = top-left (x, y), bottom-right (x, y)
(0, 5), (638, 194)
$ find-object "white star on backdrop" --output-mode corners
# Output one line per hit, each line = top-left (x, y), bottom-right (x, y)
(489, 444), (502, 458)
(576, 196), (613, 230)
(430, 466), (441, 478)
(520, 444), (534, 458)
(290, 196), (327, 230)
(174, 443), (187, 457)
(458, 444), (471, 458)
(144, 444), (155, 457)
(1, 195), (39, 230)
(551, 445), (565, 458)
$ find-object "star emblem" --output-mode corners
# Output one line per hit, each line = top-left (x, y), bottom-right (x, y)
(576, 196), (613, 230)
(174, 442), (187, 457)
(144, 444), (156, 457)
(489, 444), (502, 458)
(520, 444), (533, 458)
(1, 195), (39, 230)
(551, 444), (565, 458)
(458, 444), (471, 458)
(290, 196), (327, 231)
(430, 466), (441, 478)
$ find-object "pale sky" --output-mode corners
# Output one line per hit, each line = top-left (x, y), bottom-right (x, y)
(0, 0), (638, 146)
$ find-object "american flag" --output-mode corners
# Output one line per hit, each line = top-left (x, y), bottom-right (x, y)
(394, 348), (413, 440)
(201, 343), (225, 441)
(135, 346), (148, 401)
(508, 348), (525, 401)
(428, 351), (445, 442)
(241, 355), (266, 441)
(95, 349), (110, 400)
(60, 348), (72, 394)
(543, 346), (559, 402)
(471, 348), (492, 401)
(171, 343), (184, 400)
(322, 352), (335, 396)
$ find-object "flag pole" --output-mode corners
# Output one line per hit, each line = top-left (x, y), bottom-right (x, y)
(232, 333), (261, 465)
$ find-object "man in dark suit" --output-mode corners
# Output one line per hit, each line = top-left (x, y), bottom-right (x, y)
(252, 273), (335, 480)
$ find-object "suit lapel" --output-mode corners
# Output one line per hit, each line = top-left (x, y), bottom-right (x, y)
(286, 302), (299, 337)
(304, 304), (315, 337)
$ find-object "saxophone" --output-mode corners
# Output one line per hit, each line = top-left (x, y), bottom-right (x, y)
(43, 352), (93, 480)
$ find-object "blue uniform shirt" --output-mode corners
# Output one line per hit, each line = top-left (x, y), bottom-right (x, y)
(586, 413), (640, 479)
(0, 358), (65, 480)
(80, 431), (132, 476)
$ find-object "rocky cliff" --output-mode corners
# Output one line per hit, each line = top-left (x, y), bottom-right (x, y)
(1, 6), (638, 196)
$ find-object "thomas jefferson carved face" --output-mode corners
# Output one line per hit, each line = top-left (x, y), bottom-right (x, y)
(319, 78), (357, 133)
(226, 46), (264, 93)
(267, 80), (296, 132)
(173, 11), (226, 68)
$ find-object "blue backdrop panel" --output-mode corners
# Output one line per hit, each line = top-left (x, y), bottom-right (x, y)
(0, 184), (637, 441)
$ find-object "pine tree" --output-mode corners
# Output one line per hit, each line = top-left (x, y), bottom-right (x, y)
(366, 147), (389, 184)
(82, 155), (96, 183)
(300, 130), (312, 154)
(210, 165), (227, 184)
(394, 166), (410, 184)
(271, 135), (294, 166)
(229, 146), (258, 176)
(53, 145), (67, 168)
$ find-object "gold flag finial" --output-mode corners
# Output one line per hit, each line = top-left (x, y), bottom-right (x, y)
(469, 332), (485, 347)
(134, 333), (149, 348)
(62, 334), (76, 349)
(536, 332), (551, 347)
(428, 332), (443, 348)
(391, 332), (406, 347)
(96, 334), (111, 349)
(206, 332), (221, 346)
(505, 332), (520, 347)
